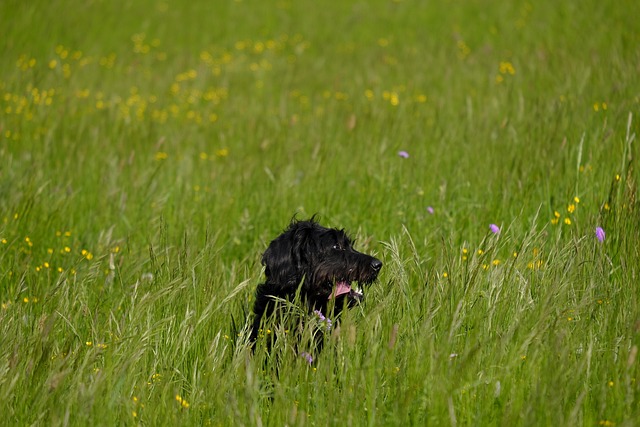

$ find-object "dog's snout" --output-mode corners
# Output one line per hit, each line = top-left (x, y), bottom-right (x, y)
(371, 259), (382, 272)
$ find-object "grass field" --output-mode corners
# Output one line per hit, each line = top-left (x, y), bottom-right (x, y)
(1, 0), (639, 425)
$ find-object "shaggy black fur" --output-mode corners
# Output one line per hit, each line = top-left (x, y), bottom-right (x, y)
(250, 218), (382, 351)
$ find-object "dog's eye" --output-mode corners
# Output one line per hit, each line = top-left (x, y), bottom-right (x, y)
(332, 244), (343, 251)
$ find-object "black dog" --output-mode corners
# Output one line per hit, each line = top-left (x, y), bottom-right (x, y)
(250, 218), (382, 356)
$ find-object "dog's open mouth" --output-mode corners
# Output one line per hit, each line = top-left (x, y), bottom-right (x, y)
(329, 280), (363, 301)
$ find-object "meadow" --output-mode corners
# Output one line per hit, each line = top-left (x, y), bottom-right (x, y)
(1, 0), (639, 425)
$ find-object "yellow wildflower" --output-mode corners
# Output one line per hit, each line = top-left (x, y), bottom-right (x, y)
(175, 395), (190, 409)
(499, 61), (515, 75)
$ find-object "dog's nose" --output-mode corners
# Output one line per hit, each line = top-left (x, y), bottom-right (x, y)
(371, 259), (382, 272)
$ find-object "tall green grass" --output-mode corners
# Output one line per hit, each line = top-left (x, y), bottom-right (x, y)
(1, 0), (639, 425)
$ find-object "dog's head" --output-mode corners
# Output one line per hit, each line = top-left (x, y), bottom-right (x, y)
(261, 218), (382, 310)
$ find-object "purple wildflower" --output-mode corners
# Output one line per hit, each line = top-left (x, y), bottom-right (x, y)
(595, 227), (605, 242)
(426, 206), (435, 215)
(299, 352), (314, 365)
(314, 310), (332, 330)
(489, 224), (500, 234)
(398, 150), (409, 158)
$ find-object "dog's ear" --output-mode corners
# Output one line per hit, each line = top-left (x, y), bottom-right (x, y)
(262, 221), (315, 288)
(262, 235), (297, 287)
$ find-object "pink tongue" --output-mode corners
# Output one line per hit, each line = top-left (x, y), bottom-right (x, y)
(329, 281), (351, 299)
